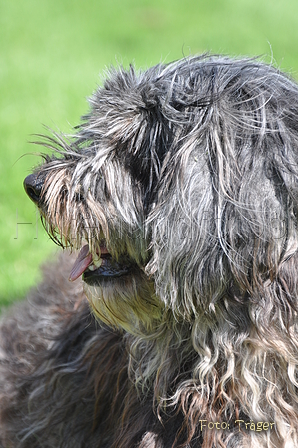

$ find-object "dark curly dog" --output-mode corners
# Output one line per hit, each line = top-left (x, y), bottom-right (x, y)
(1, 55), (298, 447)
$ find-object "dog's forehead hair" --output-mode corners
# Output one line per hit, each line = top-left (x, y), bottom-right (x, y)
(64, 56), (293, 192)
(82, 57), (285, 148)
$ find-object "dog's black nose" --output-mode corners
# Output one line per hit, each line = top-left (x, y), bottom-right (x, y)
(24, 174), (44, 204)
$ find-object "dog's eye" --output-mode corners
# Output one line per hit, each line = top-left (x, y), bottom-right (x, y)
(74, 192), (82, 202)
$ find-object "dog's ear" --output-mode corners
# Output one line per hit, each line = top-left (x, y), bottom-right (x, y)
(146, 135), (225, 319)
(146, 100), (298, 321)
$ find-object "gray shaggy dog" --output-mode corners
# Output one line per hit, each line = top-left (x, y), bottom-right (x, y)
(1, 54), (298, 448)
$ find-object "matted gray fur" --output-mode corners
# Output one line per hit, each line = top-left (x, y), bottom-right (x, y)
(1, 54), (298, 447)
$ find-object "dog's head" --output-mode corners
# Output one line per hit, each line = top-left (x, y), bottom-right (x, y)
(24, 55), (298, 333)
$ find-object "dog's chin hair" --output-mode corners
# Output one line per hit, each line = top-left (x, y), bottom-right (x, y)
(87, 269), (298, 446)
(84, 274), (162, 334)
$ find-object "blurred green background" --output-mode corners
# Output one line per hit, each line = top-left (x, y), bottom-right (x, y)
(1, 0), (298, 305)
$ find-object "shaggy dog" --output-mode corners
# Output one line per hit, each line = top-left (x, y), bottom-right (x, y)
(1, 54), (298, 447)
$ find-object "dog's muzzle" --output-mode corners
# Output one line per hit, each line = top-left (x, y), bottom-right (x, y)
(70, 244), (134, 285)
(23, 174), (136, 283)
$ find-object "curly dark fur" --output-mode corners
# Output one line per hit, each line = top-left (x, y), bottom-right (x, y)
(2, 54), (298, 447)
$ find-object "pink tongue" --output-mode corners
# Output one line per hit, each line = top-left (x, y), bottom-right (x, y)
(69, 244), (93, 281)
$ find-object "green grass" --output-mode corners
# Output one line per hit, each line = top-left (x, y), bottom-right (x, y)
(1, 0), (298, 304)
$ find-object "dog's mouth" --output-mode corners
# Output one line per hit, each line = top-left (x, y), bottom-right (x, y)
(69, 243), (134, 285)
